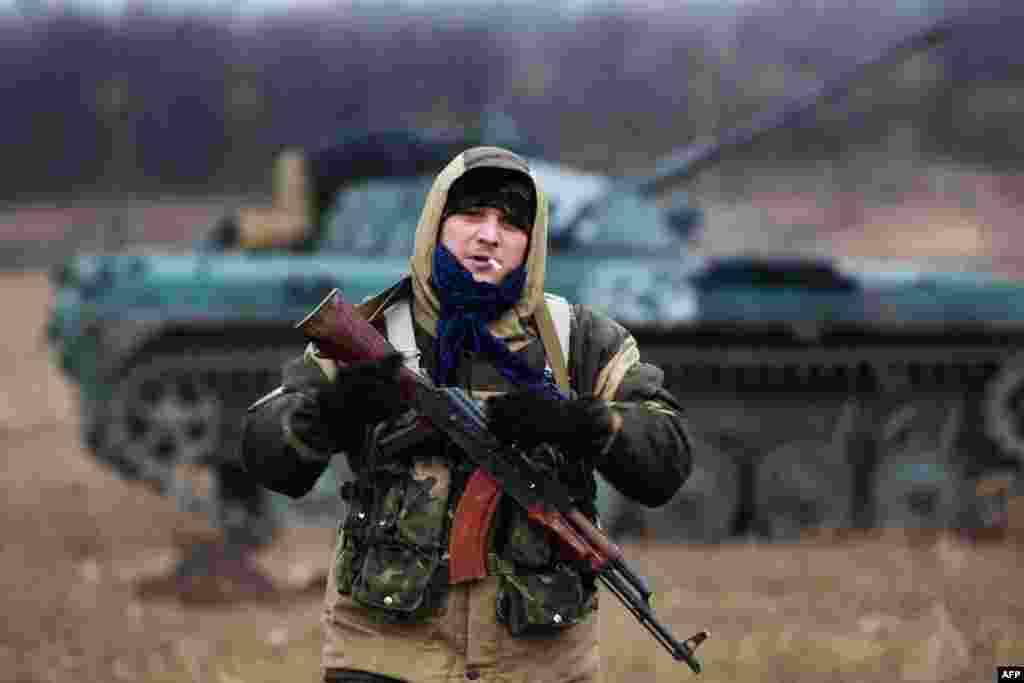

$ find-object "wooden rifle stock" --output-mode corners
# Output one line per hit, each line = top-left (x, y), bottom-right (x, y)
(296, 288), (420, 401)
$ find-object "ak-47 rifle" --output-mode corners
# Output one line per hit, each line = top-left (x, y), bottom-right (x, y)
(294, 288), (709, 673)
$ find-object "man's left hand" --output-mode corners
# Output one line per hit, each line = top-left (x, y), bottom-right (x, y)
(486, 390), (615, 457)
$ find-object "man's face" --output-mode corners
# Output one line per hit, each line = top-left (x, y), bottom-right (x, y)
(439, 206), (529, 285)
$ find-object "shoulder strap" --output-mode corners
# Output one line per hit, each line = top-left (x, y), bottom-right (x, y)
(383, 297), (422, 375)
(534, 293), (572, 395)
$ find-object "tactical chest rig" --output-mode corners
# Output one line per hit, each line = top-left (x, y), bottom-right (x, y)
(333, 289), (600, 634)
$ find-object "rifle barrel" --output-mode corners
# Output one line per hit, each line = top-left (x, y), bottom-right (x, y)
(599, 570), (702, 673)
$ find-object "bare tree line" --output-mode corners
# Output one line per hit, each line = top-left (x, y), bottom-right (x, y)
(1, 0), (1020, 201)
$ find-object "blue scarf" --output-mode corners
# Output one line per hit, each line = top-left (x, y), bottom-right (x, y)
(431, 244), (562, 399)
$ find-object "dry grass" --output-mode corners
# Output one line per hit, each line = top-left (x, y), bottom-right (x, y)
(145, 623), (323, 683)
(135, 536), (1024, 683)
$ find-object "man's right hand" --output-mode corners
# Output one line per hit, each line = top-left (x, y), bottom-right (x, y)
(318, 352), (408, 426)
(274, 352), (408, 460)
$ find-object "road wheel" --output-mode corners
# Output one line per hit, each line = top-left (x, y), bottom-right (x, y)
(751, 440), (856, 541)
(90, 350), (286, 543)
(871, 455), (965, 531)
(984, 355), (1024, 467)
(99, 356), (223, 508)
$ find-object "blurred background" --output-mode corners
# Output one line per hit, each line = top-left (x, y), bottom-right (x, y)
(2, 0), (1023, 682)
(2, 0), (1023, 270)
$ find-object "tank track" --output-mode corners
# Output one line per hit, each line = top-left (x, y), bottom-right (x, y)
(626, 335), (1024, 540)
(85, 337), (1024, 543)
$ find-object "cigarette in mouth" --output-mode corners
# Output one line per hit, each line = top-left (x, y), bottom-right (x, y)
(488, 258), (502, 271)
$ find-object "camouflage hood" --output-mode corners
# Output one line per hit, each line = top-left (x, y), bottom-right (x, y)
(409, 146), (550, 348)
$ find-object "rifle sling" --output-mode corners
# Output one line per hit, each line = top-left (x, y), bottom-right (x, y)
(534, 298), (571, 395)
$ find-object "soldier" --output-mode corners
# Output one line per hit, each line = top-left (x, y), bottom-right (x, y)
(240, 146), (693, 683)
(207, 122), (543, 252)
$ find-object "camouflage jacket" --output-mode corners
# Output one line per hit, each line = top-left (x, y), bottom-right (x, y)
(241, 298), (692, 683)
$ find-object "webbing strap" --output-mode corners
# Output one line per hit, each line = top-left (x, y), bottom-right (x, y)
(383, 299), (422, 374)
(534, 294), (572, 395)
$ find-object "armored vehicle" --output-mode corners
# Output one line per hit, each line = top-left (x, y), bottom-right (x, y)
(44, 136), (697, 548)
(46, 14), (1020, 548)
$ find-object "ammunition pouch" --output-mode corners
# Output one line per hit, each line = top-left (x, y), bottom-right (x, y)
(492, 443), (599, 636)
(336, 420), (451, 623)
(353, 541), (443, 617)
(334, 479), (370, 596)
(497, 562), (598, 636)
(336, 422), (600, 631)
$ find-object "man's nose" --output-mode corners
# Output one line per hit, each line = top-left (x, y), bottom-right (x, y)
(474, 214), (501, 243)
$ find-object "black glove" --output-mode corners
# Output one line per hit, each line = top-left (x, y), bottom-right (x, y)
(318, 352), (408, 426)
(486, 390), (615, 458)
(268, 352), (407, 459)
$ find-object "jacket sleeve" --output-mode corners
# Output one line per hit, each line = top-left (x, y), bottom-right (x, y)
(240, 347), (358, 499)
(570, 305), (693, 508)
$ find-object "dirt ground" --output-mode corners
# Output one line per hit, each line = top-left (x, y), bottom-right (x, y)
(2, 268), (1022, 683)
